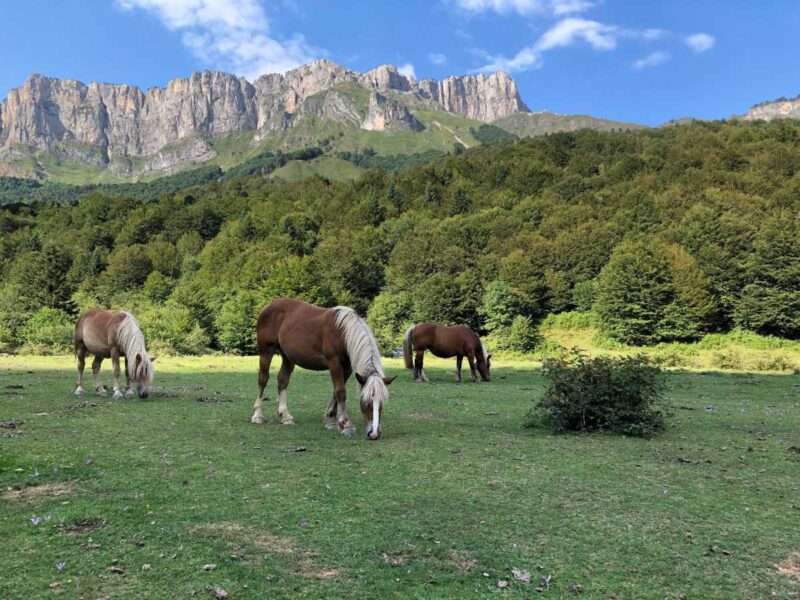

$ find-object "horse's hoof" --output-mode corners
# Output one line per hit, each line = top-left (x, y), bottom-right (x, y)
(281, 417), (295, 425)
(74, 388), (84, 396)
(113, 391), (123, 400)
(251, 415), (264, 424)
(96, 389), (108, 397)
(125, 389), (135, 397)
(324, 420), (338, 431)
(341, 425), (356, 438)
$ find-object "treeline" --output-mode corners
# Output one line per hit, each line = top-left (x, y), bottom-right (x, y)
(1, 119), (798, 355)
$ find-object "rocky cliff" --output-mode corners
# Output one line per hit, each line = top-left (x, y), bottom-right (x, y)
(0, 60), (529, 179)
(742, 95), (800, 121)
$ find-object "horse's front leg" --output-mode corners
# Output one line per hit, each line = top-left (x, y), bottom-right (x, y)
(324, 393), (338, 430)
(276, 357), (295, 425)
(456, 354), (463, 384)
(329, 360), (355, 437)
(110, 348), (124, 399)
(75, 344), (87, 395)
(124, 357), (134, 397)
(466, 353), (478, 383)
(92, 356), (107, 395)
(251, 350), (274, 424)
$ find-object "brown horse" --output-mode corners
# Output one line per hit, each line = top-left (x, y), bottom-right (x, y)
(73, 309), (156, 399)
(251, 298), (396, 440)
(403, 323), (491, 383)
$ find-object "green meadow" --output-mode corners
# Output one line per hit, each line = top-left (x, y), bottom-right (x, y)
(1, 355), (798, 598)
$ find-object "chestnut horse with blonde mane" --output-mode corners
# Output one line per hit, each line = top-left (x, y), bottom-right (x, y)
(73, 309), (156, 399)
(251, 298), (396, 440)
(403, 323), (491, 383)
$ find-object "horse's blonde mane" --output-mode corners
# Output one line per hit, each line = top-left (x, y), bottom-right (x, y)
(116, 312), (153, 383)
(331, 306), (388, 403)
(481, 341), (490, 364)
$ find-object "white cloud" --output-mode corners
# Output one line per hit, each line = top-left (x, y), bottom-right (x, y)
(535, 17), (617, 51)
(398, 63), (417, 79)
(452, 0), (592, 16)
(477, 17), (616, 72)
(116, 0), (318, 79)
(685, 32), (715, 53)
(633, 51), (670, 69)
(429, 52), (448, 66)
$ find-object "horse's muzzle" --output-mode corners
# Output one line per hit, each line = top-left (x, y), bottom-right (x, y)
(137, 384), (149, 399)
(366, 426), (381, 441)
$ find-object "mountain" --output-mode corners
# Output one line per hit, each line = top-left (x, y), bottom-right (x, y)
(0, 60), (529, 181)
(0, 59), (638, 183)
(494, 111), (643, 137)
(742, 94), (800, 121)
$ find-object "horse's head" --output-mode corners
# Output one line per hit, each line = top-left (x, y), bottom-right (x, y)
(355, 373), (397, 440)
(133, 354), (156, 398)
(478, 343), (491, 382)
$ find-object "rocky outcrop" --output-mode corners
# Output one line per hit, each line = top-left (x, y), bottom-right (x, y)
(361, 92), (423, 132)
(743, 95), (800, 121)
(0, 59), (530, 178)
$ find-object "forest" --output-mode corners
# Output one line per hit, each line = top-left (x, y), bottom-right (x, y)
(1, 119), (798, 356)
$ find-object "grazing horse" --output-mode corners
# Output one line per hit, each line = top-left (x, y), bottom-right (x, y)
(73, 310), (156, 399)
(403, 323), (491, 383)
(251, 298), (397, 440)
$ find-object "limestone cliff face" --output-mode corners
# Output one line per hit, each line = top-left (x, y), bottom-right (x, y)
(0, 59), (529, 177)
(743, 96), (800, 121)
(361, 92), (423, 132)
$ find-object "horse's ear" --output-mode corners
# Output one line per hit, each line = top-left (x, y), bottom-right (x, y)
(382, 375), (397, 385)
(150, 356), (158, 363)
(355, 373), (368, 386)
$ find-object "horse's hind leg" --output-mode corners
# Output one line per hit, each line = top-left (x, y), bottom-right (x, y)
(415, 350), (429, 382)
(75, 344), (87, 395)
(251, 350), (275, 424)
(276, 357), (296, 425)
(92, 356), (107, 395)
(456, 354), (463, 384)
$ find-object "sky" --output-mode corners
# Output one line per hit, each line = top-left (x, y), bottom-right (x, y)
(2, 0), (799, 126)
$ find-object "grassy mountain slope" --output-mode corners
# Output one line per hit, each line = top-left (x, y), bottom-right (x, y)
(494, 111), (644, 137)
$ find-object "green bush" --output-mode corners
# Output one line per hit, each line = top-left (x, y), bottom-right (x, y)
(479, 280), (527, 332)
(572, 280), (597, 312)
(19, 307), (74, 353)
(367, 290), (413, 356)
(491, 316), (540, 353)
(214, 293), (260, 355)
(528, 351), (668, 436)
(138, 302), (210, 355)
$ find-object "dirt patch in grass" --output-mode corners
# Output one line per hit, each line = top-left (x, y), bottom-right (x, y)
(2, 482), (72, 502)
(188, 522), (244, 534)
(296, 553), (339, 579)
(405, 412), (442, 421)
(63, 519), (105, 534)
(380, 553), (408, 566)
(775, 553), (800, 583)
(449, 549), (478, 573)
(254, 534), (296, 554)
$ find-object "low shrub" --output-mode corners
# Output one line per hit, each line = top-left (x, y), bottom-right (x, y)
(19, 307), (74, 354)
(528, 351), (668, 437)
(710, 349), (744, 371)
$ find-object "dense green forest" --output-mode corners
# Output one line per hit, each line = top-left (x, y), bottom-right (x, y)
(1, 119), (798, 355)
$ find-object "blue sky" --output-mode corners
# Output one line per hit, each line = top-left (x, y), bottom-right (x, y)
(2, 1), (799, 126)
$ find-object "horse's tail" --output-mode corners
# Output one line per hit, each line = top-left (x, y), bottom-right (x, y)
(402, 325), (415, 370)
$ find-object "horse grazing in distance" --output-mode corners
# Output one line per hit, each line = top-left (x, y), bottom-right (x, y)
(73, 310), (156, 399)
(403, 323), (491, 383)
(251, 298), (397, 440)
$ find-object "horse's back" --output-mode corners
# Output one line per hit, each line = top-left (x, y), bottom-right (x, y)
(74, 309), (126, 354)
(414, 322), (480, 357)
(257, 298), (331, 350)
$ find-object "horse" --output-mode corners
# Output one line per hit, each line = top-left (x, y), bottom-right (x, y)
(73, 309), (156, 399)
(250, 298), (397, 440)
(403, 323), (491, 383)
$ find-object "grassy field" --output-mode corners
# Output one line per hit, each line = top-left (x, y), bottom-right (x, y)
(1, 355), (798, 599)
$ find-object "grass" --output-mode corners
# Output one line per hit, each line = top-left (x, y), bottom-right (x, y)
(270, 157), (365, 182)
(1, 355), (798, 598)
